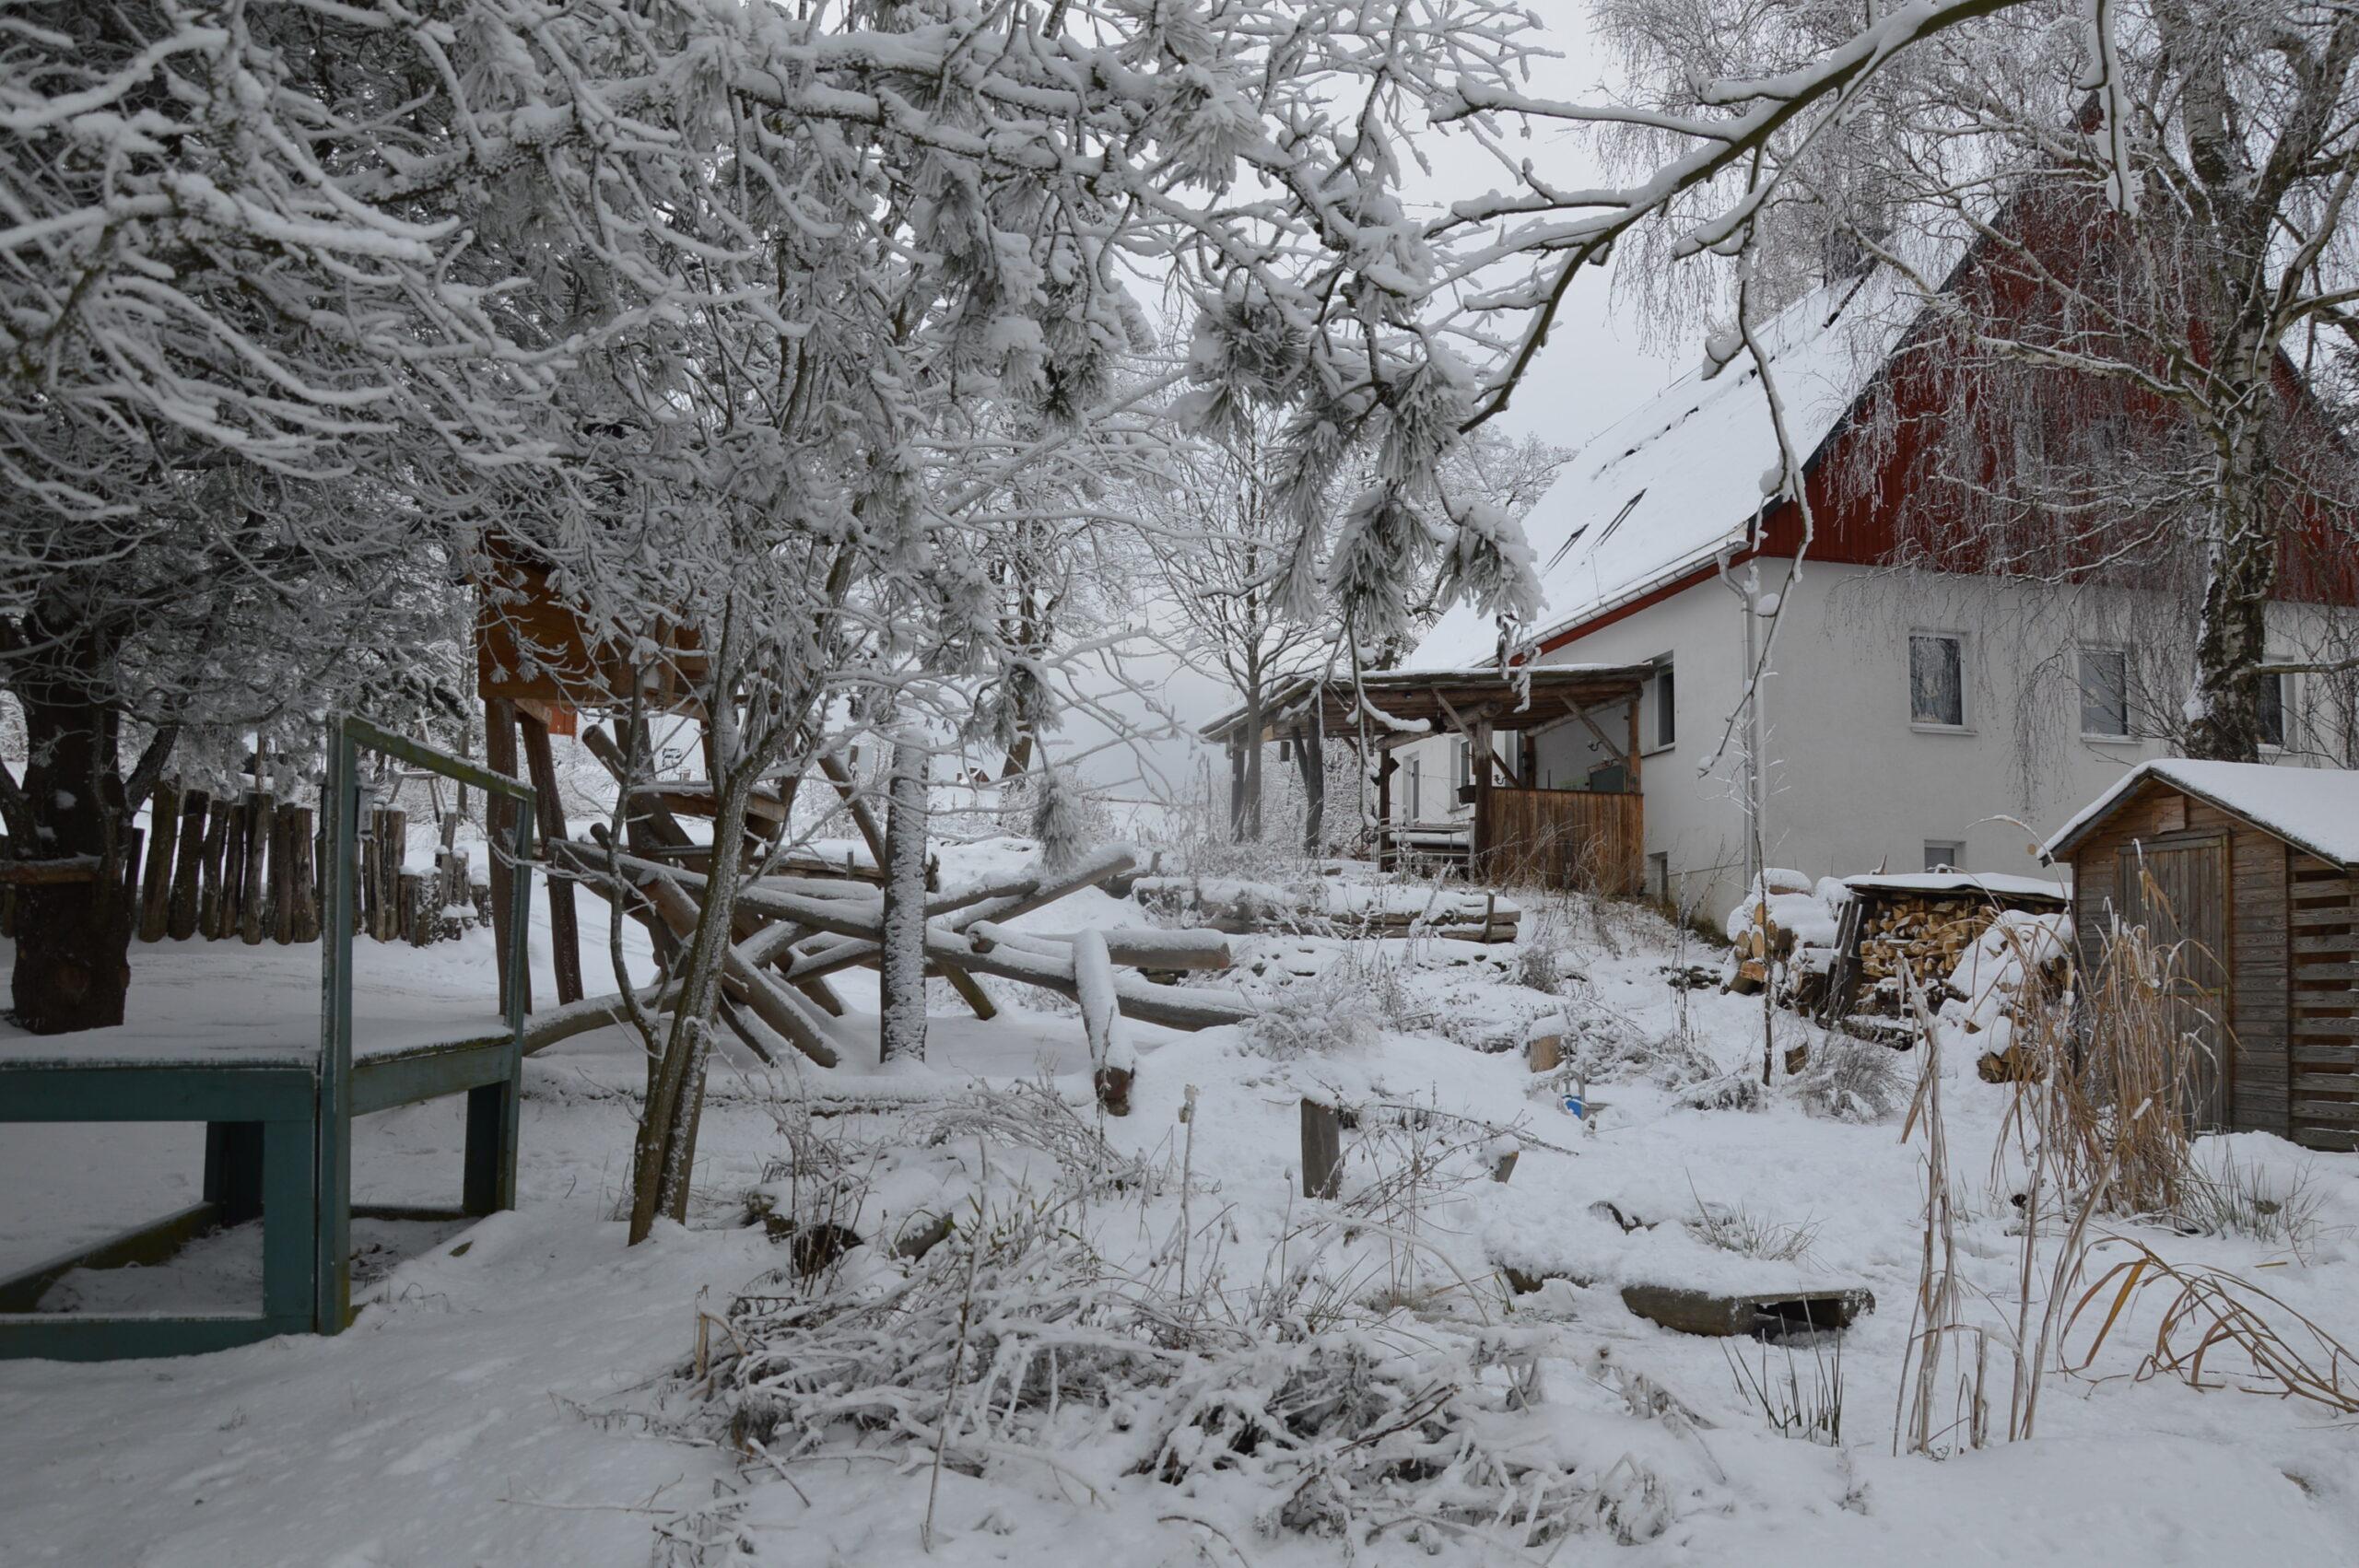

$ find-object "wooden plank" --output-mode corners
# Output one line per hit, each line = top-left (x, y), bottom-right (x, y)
(2290, 963), (2359, 980)
(2293, 1099), (2359, 1125)
(2290, 905), (2355, 929)
(2292, 1017), (2359, 1036)
(2288, 877), (2354, 899)
(352, 1038), (515, 1115)
(0, 1313), (300, 1363)
(0, 1062), (314, 1121)
(2293, 1125), (2359, 1151)
(2293, 934), (2358, 953)
(484, 696), (527, 1017)
(0, 1201), (221, 1313)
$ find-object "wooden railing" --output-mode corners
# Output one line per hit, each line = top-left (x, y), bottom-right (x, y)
(1476, 788), (1644, 894)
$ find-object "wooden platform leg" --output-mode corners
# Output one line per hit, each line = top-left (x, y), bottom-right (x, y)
(517, 709), (581, 1006)
(204, 1122), (266, 1225)
(264, 1115), (320, 1332)
(484, 697), (529, 1018)
(461, 1076), (520, 1216)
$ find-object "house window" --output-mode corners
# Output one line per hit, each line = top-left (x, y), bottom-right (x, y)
(1455, 738), (1472, 793)
(1648, 851), (1670, 898)
(2258, 670), (2290, 751)
(1909, 633), (1966, 729)
(1923, 840), (1964, 872)
(2078, 645), (2131, 739)
(1645, 659), (1676, 752)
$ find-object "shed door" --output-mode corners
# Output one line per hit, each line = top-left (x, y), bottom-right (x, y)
(2117, 837), (2230, 1130)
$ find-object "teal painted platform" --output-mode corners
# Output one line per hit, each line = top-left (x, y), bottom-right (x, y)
(0, 717), (535, 1361)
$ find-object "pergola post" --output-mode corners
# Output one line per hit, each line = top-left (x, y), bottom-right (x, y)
(1296, 722), (1325, 856)
(1472, 719), (1495, 879)
(1375, 747), (1395, 871)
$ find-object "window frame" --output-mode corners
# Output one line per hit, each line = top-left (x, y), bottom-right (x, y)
(2257, 667), (2292, 753)
(1642, 655), (1676, 755)
(1922, 840), (1966, 873)
(2076, 642), (2134, 742)
(1907, 628), (1971, 732)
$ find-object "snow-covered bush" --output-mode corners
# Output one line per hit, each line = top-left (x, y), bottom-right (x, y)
(1245, 949), (1414, 1057)
(1792, 1035), (1907, 1123)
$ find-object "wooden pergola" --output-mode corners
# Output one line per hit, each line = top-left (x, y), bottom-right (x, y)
(1200, 664), (1653, 886)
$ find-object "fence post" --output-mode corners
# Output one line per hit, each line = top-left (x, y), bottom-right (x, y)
(1299, 1095), (1342, 1199)
(167, 789), (208, 941)
(137, 780), (180, 942)
(239, 790), (273, 945)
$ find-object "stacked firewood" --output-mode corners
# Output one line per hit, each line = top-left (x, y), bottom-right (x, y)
(1854, 896), (1990, 984)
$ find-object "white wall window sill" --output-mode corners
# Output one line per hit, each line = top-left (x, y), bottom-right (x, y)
(1909, 722), (1974, 736)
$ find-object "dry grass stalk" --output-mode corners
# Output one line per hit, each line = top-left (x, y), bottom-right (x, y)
(2064, 1238), (2359, 1413)
(1895, 961), (1990, 1457)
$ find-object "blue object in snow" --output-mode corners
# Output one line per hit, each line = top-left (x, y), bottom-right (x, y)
(1560, 1094), (1586, 1119)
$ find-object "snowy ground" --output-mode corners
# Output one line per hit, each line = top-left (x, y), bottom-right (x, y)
(5, 844), (2358, 1565)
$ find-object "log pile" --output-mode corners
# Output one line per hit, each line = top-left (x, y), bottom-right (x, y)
(544, 837), (1255, 1107)
(1132, 877), (1521, 944)
(1853, 895), (1994, 985)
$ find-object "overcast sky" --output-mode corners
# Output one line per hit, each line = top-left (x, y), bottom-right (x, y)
(1062, 0), (1703, 822)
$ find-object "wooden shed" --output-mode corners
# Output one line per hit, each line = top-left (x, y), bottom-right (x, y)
(2043, 760), (2359, 1151)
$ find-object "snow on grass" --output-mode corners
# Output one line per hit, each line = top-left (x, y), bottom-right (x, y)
(4, 844), (2359, 1562)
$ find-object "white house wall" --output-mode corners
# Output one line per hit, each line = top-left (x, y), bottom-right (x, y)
(1385, 565), (2359, 925)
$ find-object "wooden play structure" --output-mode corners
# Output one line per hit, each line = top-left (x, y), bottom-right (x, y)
(0, 718), (534, 1360)
(2045, 759), (2359, 1151)
(474, 553), (1252, 1102)
(1197, 664), (1652, 893)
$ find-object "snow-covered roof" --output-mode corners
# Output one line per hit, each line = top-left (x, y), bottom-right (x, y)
(2043, 759), (2359, 867)
(1843, 871), (2070, 904)
(1405, 266), (1927, 672)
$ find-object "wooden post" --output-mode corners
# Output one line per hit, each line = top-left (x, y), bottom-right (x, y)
(1472, 719), (1495, 881)
(879, 733), (929, 1063)
(167, 788), (208, 941)
(269, 802), (294, 943)
(375, 808), (406, 943)
(1376, 748), (1394, 871)
(1297, 723), (1325, 857)
(1300, 1096), (1343, 1199)
(285, 804), (319, 942)
(239, 791), (273, 944)
(517, 710), (581, 1005)
(210, 799), (244, 940)
(402, 872), (430, 946)
(484, 696), (527, 1017)
(137, 780), (181, 942)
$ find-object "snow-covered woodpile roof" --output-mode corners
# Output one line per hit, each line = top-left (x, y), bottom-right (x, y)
(1841, 871), (2070, 905)
(1404, 266), (1928, 672)
(2042, 759), (2359, 867)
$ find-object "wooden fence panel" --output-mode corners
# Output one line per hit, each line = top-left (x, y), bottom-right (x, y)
(1477, 789), (1644, 895)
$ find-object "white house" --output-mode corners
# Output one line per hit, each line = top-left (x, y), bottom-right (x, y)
(1379, 263), (2359, 924)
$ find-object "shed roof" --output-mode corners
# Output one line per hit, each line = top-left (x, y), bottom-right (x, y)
(2042, 759), (2359, 868)
(1843, 871), (2070, 906)
(1402, 266), (1927, 673)
(1197, 663), (1650, 746)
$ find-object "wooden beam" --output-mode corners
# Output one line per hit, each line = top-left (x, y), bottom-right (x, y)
(518, 710), (583, 1007)
(1560, 696), (1629, 766)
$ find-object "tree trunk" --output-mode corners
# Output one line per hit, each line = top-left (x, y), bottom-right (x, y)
(6, 616), (134, 1033)
(2184, 345), (2277, 762)
(879, 733), (930, 1063)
